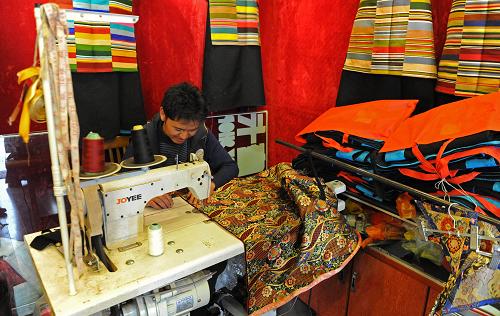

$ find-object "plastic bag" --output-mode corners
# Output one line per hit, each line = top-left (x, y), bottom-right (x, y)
(215, 254), (246, 291)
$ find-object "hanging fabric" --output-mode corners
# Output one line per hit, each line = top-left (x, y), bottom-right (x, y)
(436, 0), (500, 97)
(344, 0), (437, 79)
(48, 0), (146, 139)
(68, 0), (137, 72)
(208, 0), (260, 46)
(203, 0), (266, 112)
(337, 0), (437, 114)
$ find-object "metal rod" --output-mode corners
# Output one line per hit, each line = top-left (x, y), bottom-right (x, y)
(276, 139), (500, 226)
(422, 228), (499, 242)
(342, 192), (418, 227)
(64, 9), (139, 24)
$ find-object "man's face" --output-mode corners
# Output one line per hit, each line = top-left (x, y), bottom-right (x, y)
(160, 108), (200, 144)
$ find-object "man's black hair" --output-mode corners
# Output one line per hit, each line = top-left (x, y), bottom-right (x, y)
(161, 82), (208, 122)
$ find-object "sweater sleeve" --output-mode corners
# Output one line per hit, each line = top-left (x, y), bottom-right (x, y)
(204, 132), (239, 189)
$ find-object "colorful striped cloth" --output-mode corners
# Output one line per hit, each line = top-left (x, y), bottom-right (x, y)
(344, 0), (437, 79)
(436, 0), (500, 96)
(67, 0), (137, 72)
(209, 0), (261, 46)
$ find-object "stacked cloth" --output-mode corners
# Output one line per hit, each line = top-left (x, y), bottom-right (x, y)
(292, 92), (500, 218)
(377, 92), (500, 218)
(200, 163), (360, 315)
(293, 99), (418, 204)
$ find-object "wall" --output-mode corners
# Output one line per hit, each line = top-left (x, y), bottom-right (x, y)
(0, 1), (44, 135)
(0, 0), (453, 166)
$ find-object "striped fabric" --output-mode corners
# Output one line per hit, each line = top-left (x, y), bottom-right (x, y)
(344, 0), (437, 79)
(73, 0), (109, 12)
(73, 21), (113, 72)
(66, 0), (137, 72)
(209, 0), (261, 46)
(109, 0), (132, 14)
(436, 0), (500, 96)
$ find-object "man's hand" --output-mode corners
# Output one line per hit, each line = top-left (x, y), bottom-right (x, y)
(186, 181), (216, 207)
(146, 193), (174, 209)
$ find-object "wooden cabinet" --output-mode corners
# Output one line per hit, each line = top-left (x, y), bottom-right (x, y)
(347, 250), (429, 316)
(424, 287), (441, 316)
(299, 263), (352, 316)
(300, 248), (444, 316)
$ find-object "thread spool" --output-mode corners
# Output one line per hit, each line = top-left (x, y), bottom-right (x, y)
(131, 125), (154, 164)
(82, 132), (105, 173)
(148, 223), (164, 256)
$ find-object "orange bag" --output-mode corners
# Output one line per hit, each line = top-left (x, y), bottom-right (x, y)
(380, 92), (500, 153)
(361, 223), (405, 248)
(396, 192), (417, 219)
(295, 100), (418, 148)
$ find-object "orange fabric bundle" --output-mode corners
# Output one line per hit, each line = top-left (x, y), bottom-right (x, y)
(396, 192), (417, 219)
(380, 92), (500, 153)
(295, 100), (418, 149)
(361, 223), (405, 248)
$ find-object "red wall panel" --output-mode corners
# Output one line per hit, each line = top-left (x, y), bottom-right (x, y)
(0, 1), (44, 136)
(134, 0), (207, 119)
(259, 0), (359, 165)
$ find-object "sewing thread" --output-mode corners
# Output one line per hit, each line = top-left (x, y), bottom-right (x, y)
(148, 223), (164, 256)
(131, 125), (154, 164)
(82, 132), (104, 173)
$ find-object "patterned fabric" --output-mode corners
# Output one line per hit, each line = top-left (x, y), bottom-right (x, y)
(445, 252), (500, 313)
(200, 163), (360, 315)
(67, 0), (137, 72)
(418, 202), (500, 315)
(344, 0), (437, 79)
(208, 0), (261, 46)
(436, 0), (500, 96)
(420, 203), (476, 273)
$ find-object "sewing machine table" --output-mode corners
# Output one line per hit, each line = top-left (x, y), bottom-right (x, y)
(24, 198), (244, 316)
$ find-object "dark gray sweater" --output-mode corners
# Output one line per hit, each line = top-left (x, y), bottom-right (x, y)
(124, 114), (238, 189)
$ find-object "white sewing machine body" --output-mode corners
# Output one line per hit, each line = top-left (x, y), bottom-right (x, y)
(83, 160), (212, 249)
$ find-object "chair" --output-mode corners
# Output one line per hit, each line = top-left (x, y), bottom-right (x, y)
(104, 136), (130, 163)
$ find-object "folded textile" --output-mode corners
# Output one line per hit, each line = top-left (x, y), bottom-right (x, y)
(378, 131), (499, 164)
(293, 93), (500, 216)
(201, 163), (360, 315)
(380, 92), (500, 153)
(296, 99), (417, 152)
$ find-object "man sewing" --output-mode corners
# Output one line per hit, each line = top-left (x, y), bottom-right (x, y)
(124, 82), (238, 209)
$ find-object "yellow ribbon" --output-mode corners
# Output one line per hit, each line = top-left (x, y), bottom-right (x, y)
(12, 66), (45, 143)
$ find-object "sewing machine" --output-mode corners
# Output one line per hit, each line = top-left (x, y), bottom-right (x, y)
(25, 157), (244, 315)
(82, 158), (211, 246)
